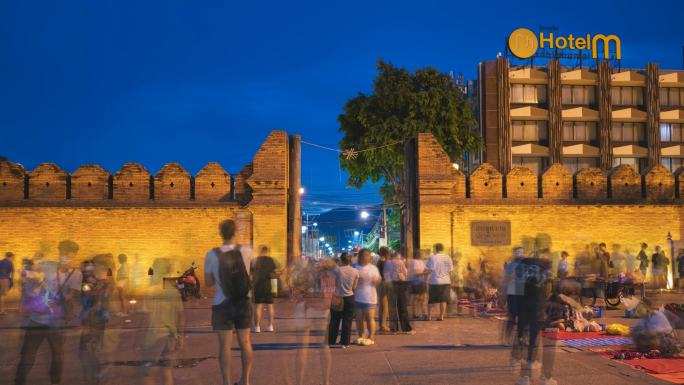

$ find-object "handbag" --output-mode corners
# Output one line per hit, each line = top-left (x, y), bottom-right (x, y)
(330, 294), (344, 312)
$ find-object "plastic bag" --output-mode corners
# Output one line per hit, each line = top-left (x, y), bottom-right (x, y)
(585, 321), (602, 332)
(606, 323), (631, 336)
(636, 308), (673, 334)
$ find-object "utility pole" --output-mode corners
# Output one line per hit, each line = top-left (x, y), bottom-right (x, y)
(287, 134), (302, 264)
(381, 206), (388, 247)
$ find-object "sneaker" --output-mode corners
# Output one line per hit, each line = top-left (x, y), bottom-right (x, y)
(358, 338), (371, 346)
(341, 345), (350, 349)
(353, 338), (364, 345)
(265, 325), (274, 332)
(516, 376), (530, 385)
(252, 326), (261, 333)
(541, 376), (557, 385)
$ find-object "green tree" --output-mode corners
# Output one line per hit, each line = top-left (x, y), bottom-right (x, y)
(338, 60), (482, 204)
(338, 60), (482, 253)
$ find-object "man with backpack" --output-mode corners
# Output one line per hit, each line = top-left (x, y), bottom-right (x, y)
(204, 219), (254, 385)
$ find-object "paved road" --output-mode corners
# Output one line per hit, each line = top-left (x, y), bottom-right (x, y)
(0, 298), (675, 385)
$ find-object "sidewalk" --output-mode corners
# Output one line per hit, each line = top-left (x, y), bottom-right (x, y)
(0, 297), (674, 385)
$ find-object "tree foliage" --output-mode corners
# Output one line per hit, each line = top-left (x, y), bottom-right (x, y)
(338, 60), (482, 203)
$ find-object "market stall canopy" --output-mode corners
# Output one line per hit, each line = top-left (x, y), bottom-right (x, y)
(511, 106), (549, 120)
(562, 106), (599, 121)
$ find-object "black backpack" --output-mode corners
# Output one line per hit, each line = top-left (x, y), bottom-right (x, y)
(215, 246), (250, 301)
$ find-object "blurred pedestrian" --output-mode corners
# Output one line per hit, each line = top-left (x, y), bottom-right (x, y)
(354, 248), (381, 346)
(141, 257), (185, 385)
(502, 247), (524, 347)
(204, 219), (254, 385)
(556, 251), (569, 279)
(252, 245), (280, 333)
(637, 243), (649, 279)
(115, 253), (130, 316)
(375, 246), (391, 332)
(652, 246), (669, 289)
(0, 251), (15, 314)
(15, 240), (83, 385)
(327, 252), (359, 347)
(426, 243), (453, 321)
(408, 249), (428, 320)
(389, 250), (413, 334)
(79, 254), (114, 384)
(677, 249), (684, 281)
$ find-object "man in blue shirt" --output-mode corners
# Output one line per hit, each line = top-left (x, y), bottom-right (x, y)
(0, 251), (15, 315)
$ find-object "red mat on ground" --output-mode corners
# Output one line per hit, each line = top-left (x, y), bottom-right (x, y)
(542, 331), (626, 340)
(651, 372), (684, 384)
(624, 358), (684, 374)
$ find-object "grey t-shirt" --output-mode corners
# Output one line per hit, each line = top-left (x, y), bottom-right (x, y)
(204, 244), (254, 306)
(333, 265), (359, 297)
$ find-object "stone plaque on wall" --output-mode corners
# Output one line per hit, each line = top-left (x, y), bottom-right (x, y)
(471, 221), (511, 246)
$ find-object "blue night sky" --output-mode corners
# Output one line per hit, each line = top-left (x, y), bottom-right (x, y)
(1, 0), (683, 210)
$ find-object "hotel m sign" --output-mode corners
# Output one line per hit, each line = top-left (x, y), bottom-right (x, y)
(508, 28), (621, 60)
(471, 221), (511, 246)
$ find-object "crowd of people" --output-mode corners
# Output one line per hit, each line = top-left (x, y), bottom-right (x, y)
(0, 226), (682, 385)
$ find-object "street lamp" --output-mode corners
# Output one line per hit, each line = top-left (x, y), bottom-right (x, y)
(313, 222), (318, 227)
(360, 210), (369, 219)
(299, 187), (305, 194)
(319, 236), (325, 242)
(354, 231), (360, 236)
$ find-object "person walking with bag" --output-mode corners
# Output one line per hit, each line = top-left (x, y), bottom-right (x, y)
(327, 252), (359, 347)
(15, 240), (83, 385)
(204, 220), (254, 385)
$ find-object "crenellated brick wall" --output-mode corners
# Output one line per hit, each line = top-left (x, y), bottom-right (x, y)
(413, 132), (684, 273)
(0, 131), (292, 292)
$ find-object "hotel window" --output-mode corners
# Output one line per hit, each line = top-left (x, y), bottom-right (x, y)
(512, 121), (548, 141)
(612, 122), (646, 142)
(512, 156), (547, 175)
(561, 85), (596, 105)
(613, 157), (646, 172)
(611, 86), (644, 106)
(659, 87), (684, 107)
(511, 84), (547, 104)
(661, 157), (684, 172)
(660, 123), (683, 142)
(562, 122), (597, 142)
(562, 157), (599, 174)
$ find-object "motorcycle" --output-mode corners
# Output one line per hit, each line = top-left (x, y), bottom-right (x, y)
(176, 262), (201, 301)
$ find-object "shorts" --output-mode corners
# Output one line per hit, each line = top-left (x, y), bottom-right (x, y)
(211, 299), (252, 331)
(428, 284), (450, 304)
(411, 282), (427, 295)
(355, 301), (377, 310)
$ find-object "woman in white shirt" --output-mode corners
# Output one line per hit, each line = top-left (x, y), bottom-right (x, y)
(408, 250), (428, 320)
(353, 249), (381, 346)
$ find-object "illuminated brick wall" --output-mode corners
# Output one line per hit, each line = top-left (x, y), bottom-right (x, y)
(415, 133), (684, 275)
(0, 131), (291, 296)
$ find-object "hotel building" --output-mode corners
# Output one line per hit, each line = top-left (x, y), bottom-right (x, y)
(476, 59), (684, 175)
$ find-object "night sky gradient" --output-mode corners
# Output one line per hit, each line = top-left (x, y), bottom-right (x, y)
(1, 0), (683, 211)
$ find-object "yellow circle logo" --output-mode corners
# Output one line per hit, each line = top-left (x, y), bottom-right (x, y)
(508, 28), (538, 59)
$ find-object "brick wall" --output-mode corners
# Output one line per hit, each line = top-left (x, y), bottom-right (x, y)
(414, 133), (684, 275)
(0, 131), (291, 293)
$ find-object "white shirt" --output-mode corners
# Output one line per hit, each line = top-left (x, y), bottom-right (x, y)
(407, 259), (426, 282)
(426, 253), (453, 285)
(204, 244), (254, 305)
(354, 264), (381, 304)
